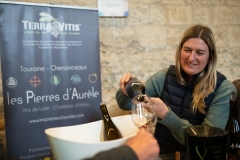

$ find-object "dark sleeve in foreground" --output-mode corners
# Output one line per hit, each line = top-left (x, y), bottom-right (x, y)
(84, 145), (139, 160)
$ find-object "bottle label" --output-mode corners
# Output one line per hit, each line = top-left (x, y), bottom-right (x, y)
(230, 143), (240, 149)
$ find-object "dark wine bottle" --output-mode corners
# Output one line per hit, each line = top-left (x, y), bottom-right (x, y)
(100, 103), (123, 141)
(225, 92), (240, 157)
(125, 77), (145, 99)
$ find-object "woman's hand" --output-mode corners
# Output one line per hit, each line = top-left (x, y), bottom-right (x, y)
(150, 97), (169, 119)
(119, 73), (133, 95)
(119, 73), (145, 96)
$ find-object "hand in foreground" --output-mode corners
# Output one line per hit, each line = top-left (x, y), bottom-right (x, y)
(150, 97), (169, 119)
(125, 128), (160, 160)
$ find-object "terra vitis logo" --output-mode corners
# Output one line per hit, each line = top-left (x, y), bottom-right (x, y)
(22, 12), (81, 38)
(39, 13), (60, 38)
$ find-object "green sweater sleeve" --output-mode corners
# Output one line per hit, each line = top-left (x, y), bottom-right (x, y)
(145, 68), (168, 97)
(115, 88), (132, 110)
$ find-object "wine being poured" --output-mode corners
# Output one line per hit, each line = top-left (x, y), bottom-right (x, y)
(126, 78), (157, 133)
(131, 94), (157, 133)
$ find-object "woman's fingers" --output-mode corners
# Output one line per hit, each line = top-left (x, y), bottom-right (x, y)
(119, 73), (132, 95)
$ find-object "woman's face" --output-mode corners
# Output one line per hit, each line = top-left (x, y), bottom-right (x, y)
(180, 38), (210, 76)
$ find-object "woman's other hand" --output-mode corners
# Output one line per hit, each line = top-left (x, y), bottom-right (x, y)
(150, 97), (169, 119)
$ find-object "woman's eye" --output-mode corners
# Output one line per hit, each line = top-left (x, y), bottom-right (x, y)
(197, 52), (204, 55)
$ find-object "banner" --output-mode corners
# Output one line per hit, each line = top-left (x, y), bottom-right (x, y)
(0, 1), (102, 159)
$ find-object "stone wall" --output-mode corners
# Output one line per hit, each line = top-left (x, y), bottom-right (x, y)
(1, 0), (240, 158)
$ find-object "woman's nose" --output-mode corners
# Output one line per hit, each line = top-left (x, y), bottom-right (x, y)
(188, 52), (196, 61)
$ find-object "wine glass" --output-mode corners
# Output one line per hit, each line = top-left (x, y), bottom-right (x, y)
(131, 94), (157, 133)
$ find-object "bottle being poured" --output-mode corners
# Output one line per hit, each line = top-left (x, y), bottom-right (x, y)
(125, 78), (157, 133)
(100, 103), (123, 141)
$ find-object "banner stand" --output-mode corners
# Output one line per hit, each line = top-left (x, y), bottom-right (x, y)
(0, 1), (102, 159)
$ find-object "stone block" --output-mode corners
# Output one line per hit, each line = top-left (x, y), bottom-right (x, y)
(135, 25), (167, 49)
(229, 26), (240, 47)
(162, 0), (192, 5)
(212, 26), (229, 48)
(214, 7), (240, 25)
(193, 7), (212, 24)
(227, 0), (240, 6)
(126, 4), (150, 25)
(168, 5), (192, 24)
(150, 5), (167, 24)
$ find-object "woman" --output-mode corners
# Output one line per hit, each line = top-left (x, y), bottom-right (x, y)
(116, 24), (237, 156)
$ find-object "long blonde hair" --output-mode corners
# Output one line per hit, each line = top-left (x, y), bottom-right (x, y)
(175, 24), (217, 114)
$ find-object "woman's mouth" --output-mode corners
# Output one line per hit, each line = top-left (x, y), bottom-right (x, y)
(186, 62), (197, 66)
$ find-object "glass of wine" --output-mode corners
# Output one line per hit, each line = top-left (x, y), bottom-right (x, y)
(131, 94), (157, 134)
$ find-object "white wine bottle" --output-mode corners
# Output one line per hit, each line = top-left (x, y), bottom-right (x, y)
(100, 103), (123, 141)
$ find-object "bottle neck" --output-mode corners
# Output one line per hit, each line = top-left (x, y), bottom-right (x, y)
(100, 104), (110, 122)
